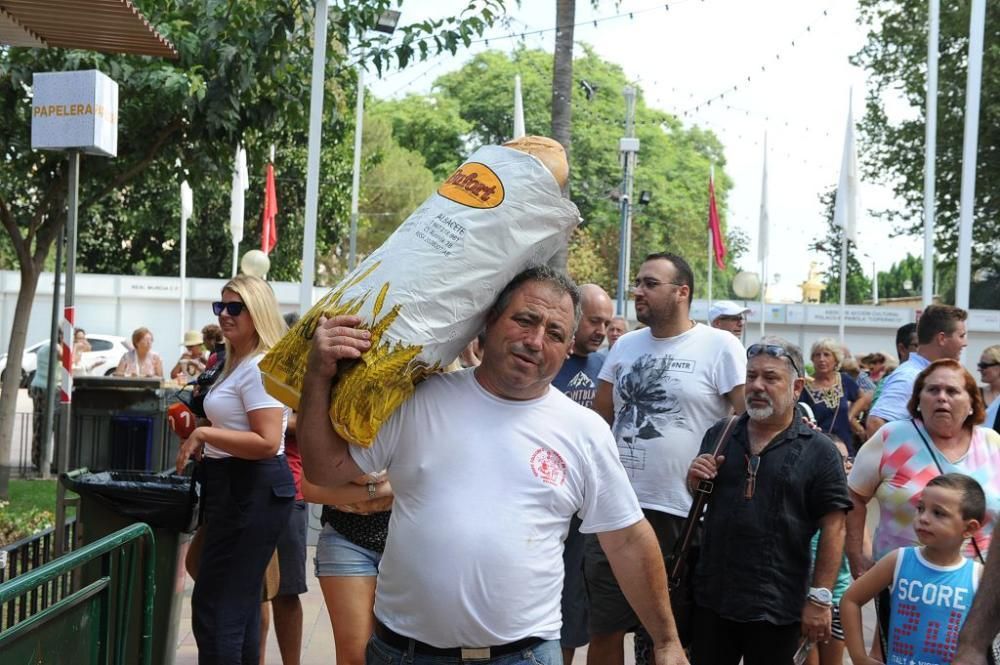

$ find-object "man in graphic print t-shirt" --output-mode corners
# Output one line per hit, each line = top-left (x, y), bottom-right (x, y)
(551, 283), (615, 664)
(586, 252), (747, 665)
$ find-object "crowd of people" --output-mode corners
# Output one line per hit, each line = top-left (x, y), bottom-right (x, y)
(167, 254), (1000, 665)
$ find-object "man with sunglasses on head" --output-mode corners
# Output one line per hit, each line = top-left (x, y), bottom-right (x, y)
(686, 337), (851, 664)
(587, 253), (747, 665)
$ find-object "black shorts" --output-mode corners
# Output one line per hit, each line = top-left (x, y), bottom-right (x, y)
(275, 499), (308, 597)
(561, 515), (589, 648)
(585, 509), (684, 634)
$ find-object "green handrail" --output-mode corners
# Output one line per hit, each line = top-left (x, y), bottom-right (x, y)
(0, 522), (156, 665)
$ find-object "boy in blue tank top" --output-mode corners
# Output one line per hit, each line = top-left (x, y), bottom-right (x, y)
(841, 473), (985, 665)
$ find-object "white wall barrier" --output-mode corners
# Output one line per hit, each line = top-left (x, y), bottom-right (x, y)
(3, 270), (999, 376)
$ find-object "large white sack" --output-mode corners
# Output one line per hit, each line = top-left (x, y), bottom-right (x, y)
(261, 141), (580, 446)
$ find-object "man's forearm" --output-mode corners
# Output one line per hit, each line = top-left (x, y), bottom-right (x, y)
(845, 492), (869, 562)
(864, 414), (886, 439)
(298, 371), (353, 486)
(599, 521), (681, 647)
(812, 513), (846, 589)
(955, 535), (1000, 660)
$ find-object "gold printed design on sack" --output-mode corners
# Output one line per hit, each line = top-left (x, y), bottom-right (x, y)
(260, 261), (442, 448)
(437, 162), (505, 209)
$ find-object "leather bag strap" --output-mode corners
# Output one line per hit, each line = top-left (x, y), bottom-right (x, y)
(667, 415), (740, 587)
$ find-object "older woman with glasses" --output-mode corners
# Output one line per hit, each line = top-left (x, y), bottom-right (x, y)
(978, 344), (1000, 430)
(175, 275), (294, 664)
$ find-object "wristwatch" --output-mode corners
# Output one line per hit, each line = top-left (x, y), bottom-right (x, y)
(807, 587), (833, 607)
(367, 481), (377, 499)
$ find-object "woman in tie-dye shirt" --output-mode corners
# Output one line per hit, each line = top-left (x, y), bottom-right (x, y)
(846, 359), (1000, 578)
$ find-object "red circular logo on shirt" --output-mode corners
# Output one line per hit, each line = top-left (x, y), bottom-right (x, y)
(530, 448), (567, 486)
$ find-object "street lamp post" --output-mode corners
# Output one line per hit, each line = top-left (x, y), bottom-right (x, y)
(348, 11), (400, 272)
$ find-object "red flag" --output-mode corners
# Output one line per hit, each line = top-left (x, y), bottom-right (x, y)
(707, 176), (726, 270)
(260, 163), (278, 254)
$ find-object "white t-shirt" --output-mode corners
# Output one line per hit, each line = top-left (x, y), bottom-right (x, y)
(203, 353), (288, 459)
(599, 323), (746, 516)
(350, 368), (642, 648)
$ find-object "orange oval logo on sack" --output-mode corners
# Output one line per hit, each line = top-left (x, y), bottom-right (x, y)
(438, 162), (505, 209)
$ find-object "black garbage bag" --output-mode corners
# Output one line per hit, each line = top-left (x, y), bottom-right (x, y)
(62, 470), (199, 532)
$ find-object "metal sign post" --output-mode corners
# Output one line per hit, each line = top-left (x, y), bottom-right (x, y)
(31, 69), (118, 554)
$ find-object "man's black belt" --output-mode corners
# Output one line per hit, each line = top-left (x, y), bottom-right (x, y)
(374, 621), (544, 661)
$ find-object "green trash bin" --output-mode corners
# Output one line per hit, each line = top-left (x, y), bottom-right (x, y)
(62, 468), (198, 665)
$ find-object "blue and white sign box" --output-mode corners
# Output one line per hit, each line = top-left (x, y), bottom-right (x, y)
(31, 70), (118, 157)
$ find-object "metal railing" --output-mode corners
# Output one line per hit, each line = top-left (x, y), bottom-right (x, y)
(0, 517), (77, 630)
(0, 523), (155, 665)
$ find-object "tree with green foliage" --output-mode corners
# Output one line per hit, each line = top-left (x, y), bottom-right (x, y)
(875, 253), (923, 300)
(0, 0), (506, 498)
(855, 0), (999, 307)
(387, 47), (744, 300)
(810, 190), (873, 304)
(356, 112), (438, 258)
(368, 94), (471, 181)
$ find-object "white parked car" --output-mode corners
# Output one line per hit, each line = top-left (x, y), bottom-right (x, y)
(0, 334), (130, 387)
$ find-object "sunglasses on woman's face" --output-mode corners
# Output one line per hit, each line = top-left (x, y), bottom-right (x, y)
(212, 301), (246, 317)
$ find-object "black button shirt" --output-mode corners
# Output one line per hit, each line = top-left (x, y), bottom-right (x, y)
(692, 414), (852, 625)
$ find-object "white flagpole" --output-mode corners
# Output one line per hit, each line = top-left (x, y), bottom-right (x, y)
(513, 74), (526, 139)
(922, 0), (939, 307)
(838, 235), (848, 342)
(707, 165), (714, 322)
(758, 134), (769, 338)
(872, 260), (879, 305)
(955, 0), (986, 310)
(180, 181), (192, 342)
(300, 0), (328, 310)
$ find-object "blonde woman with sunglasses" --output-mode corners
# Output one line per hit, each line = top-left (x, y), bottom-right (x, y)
(175, 274), (294, 664)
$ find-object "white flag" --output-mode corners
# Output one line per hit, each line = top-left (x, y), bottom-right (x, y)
(229, 144), (248, 244)
(758, 135), (769, 263)
(180, 180), (193, 223)
(513, 74), (525, 139)
(833, 96), (858, 244)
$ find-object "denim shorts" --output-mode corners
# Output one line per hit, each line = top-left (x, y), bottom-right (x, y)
(314, 523), (381, 577)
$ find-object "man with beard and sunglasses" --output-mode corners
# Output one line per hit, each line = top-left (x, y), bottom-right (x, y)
(686, 337), (852, 665)
(587, 253), (746, 665)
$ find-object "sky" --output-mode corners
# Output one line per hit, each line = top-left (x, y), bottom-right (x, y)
(364, 0), (925, 294)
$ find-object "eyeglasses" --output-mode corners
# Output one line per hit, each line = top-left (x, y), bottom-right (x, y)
(632, 277), (685, 291)
(717, 315), (745, 322)
(212, 301), (246, 317)
(744, 454), (760, 500)
(747, 343), (801, 377)
(978, 362), (999, 371)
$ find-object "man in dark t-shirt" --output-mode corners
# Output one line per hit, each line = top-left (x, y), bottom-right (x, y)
(550, 284), (614, 665)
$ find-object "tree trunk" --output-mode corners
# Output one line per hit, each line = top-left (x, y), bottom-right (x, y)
(548, 0), (576, 274)
(0, 263), (42, 499)
(551, 0), (575, 158)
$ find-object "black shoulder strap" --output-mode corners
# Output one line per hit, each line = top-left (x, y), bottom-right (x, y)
(666, 415), (740, 588)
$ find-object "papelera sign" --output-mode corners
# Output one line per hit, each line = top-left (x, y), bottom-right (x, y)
(31, 70), (118, 157)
